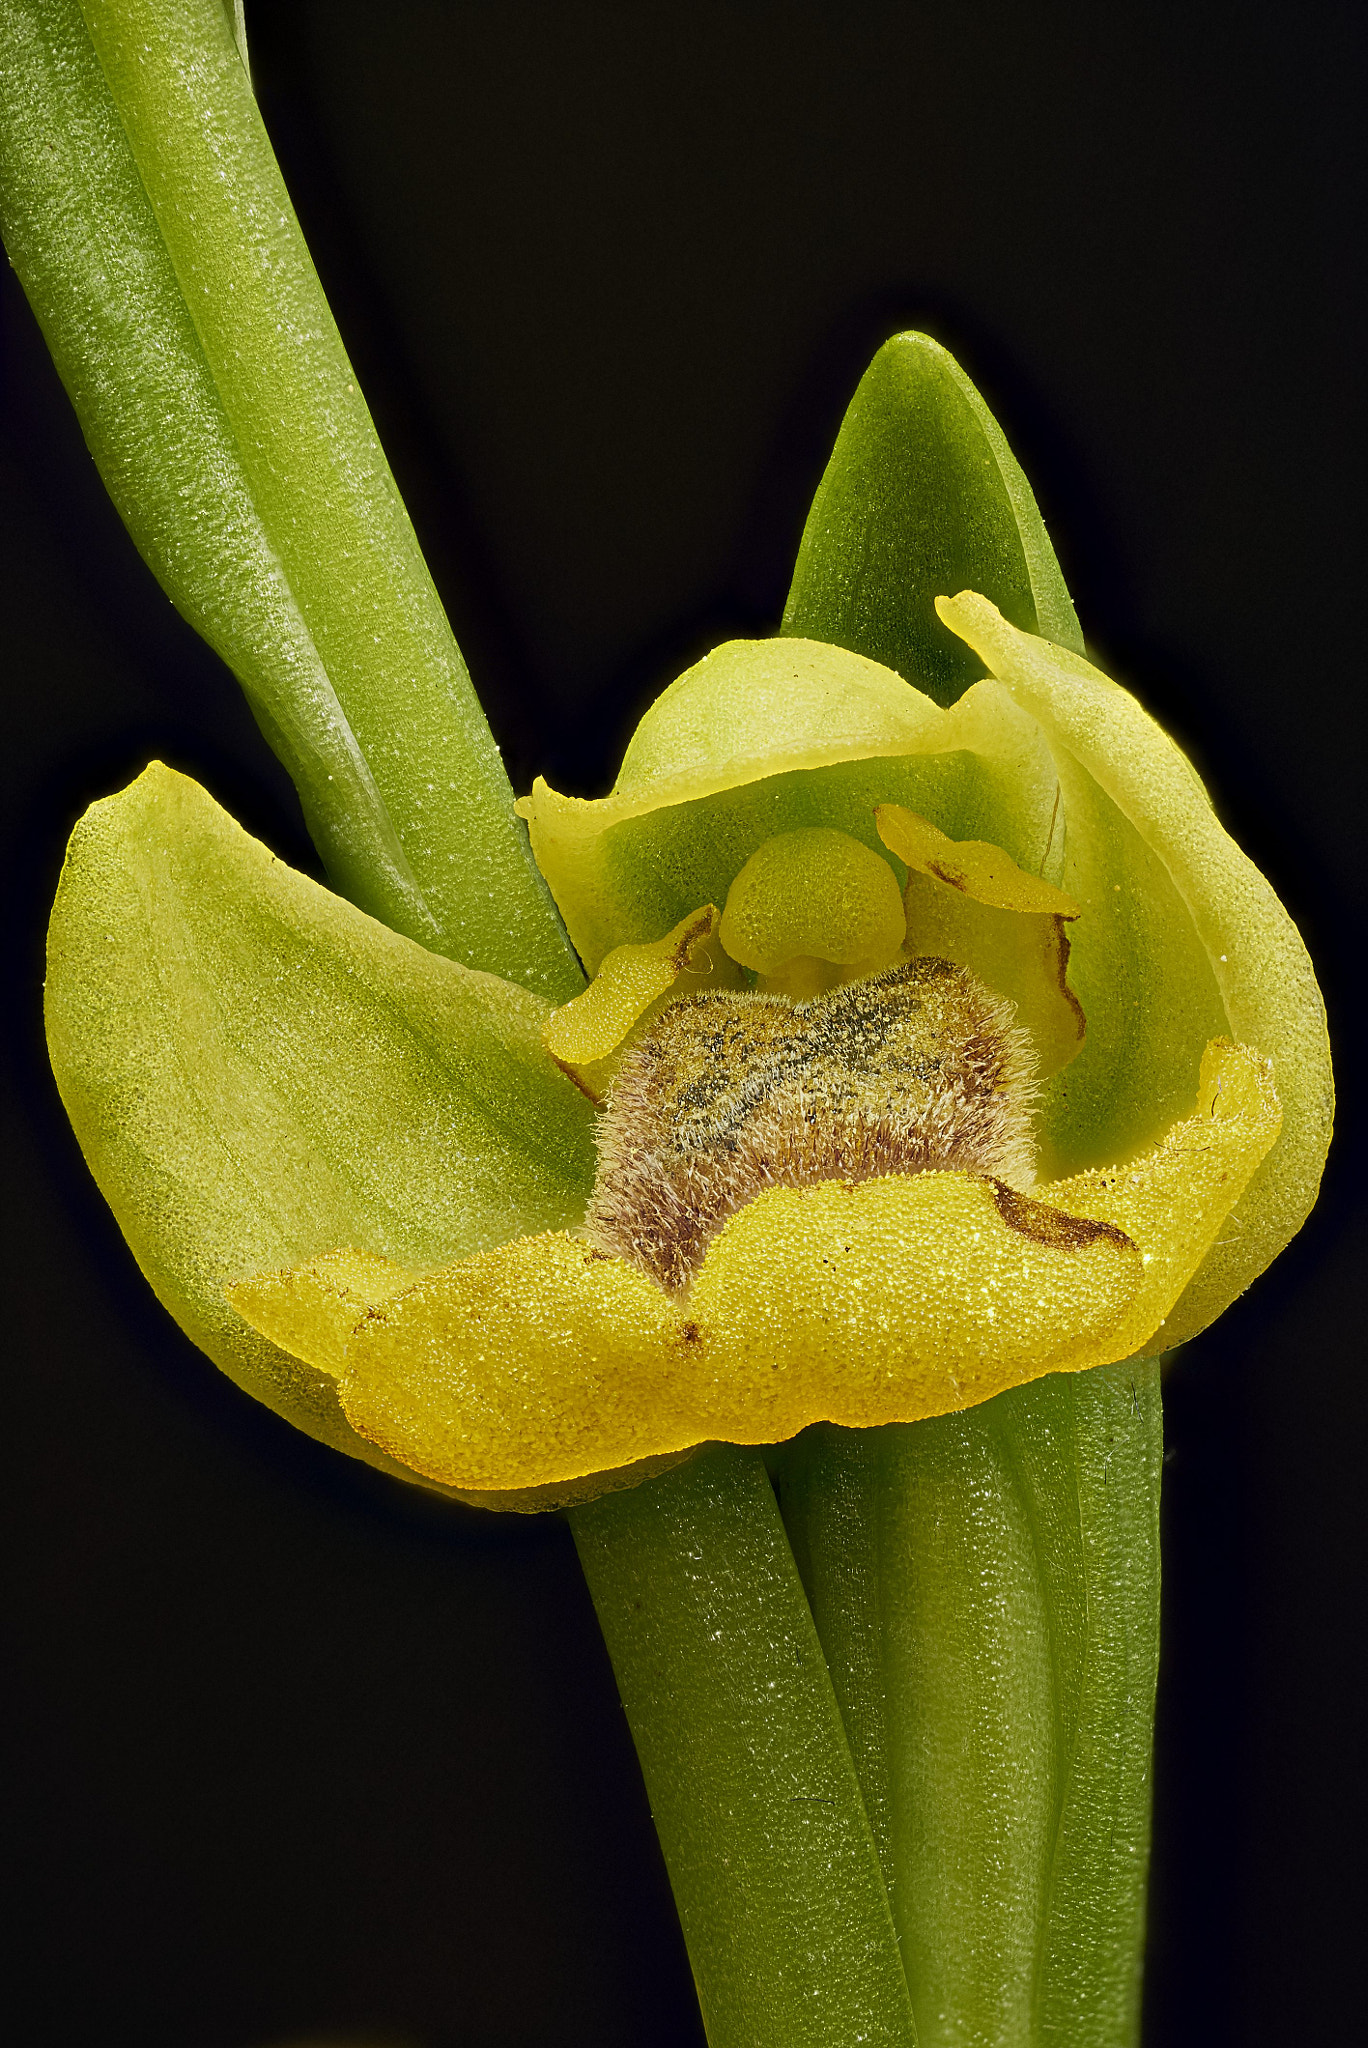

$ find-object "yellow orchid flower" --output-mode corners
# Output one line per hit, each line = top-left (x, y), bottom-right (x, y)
(5, 5), (1331, 2033)
(48, 587), (1324, 1509)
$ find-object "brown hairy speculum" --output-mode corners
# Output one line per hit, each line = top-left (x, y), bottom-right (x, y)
(587, 956), (1037, 1291)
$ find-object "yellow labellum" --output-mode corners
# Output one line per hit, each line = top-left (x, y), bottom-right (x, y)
(229, 1038), (1278, 1494)
(229, 1247), (425, 1378)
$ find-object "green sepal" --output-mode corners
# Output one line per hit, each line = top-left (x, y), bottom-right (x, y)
(44, 764), (597, 1470)
(780, 1363), (1162, 2048)
(782, 332), (1083, 703)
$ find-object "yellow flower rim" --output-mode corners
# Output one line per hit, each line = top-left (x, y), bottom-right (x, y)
(229, 1037), (1278, 1494)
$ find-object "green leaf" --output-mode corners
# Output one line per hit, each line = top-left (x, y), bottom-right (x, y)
(0, 0), (580, 996)
(44, 764), (597, 1468)
(782, 332), (1083, 704)
(781, 1363), (1162, 2048)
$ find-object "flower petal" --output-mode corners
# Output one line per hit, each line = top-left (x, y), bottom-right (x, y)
(542, 903), (737, 1099)
(876, 803), (1084, 1077)
(228, 1038), (1280, 1493)
(230, 1239), (698, 1510)
(690, 1175), (1143, 1432)
(519, 637), (1063, 971)
(227, 1247), (424, 1378)
(938, 593), (1332, 1340)
(45, 762), (598, 1473)
(338, 1235), (702, 1489)
(875, 801), (1079, 918)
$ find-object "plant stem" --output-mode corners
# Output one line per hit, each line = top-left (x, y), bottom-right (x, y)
(780, 1363), (1163, 2048)
(570, 1444), (918, 2048)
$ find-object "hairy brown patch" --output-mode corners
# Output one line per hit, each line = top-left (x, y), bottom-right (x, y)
(587, 957), (1038, 1292)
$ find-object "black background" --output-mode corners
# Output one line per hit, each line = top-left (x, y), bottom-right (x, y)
(3, 4), (1364, 2044)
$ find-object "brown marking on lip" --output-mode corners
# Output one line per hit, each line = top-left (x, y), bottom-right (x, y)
(354, 1301), (395, 1332)
(1049, 917), (1088, 1047)
(668, 905), (719, 974)
(989, 1179), (1133, 1253)
(926, 859), (970, 893)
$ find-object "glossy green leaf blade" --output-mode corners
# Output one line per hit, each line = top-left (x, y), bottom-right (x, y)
(44, 763), (597, 1466)
(0, 0), (440, 947)
(782, 332), (1083, 705)
(1, 0), (580, 996)
(780, 1363), (1161, 2048)
(570, 1446), (918, 2048)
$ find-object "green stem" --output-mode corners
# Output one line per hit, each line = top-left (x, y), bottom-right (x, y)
(0, 0), (580, 997)
(780, 1363), (1163, 2048)
(569, 1445), (919, 2048)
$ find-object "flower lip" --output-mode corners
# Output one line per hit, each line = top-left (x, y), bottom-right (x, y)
(228, 1039), (1280, 1496)
(585, 956), (1038, 1292)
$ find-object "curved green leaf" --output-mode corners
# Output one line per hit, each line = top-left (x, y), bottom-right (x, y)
(782, 332), (1083, 704)
(0, 0), (580, 996)
(45, 764), (597, 1469)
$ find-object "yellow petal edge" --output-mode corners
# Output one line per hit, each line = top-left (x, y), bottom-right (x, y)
(936, 592), (1331, 1342)
(229, 1039), (1277, 1494)
(541, 903), (734, 1099)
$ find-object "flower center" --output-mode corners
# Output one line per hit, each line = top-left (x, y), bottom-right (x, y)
(586, 956), (1036, 1292)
